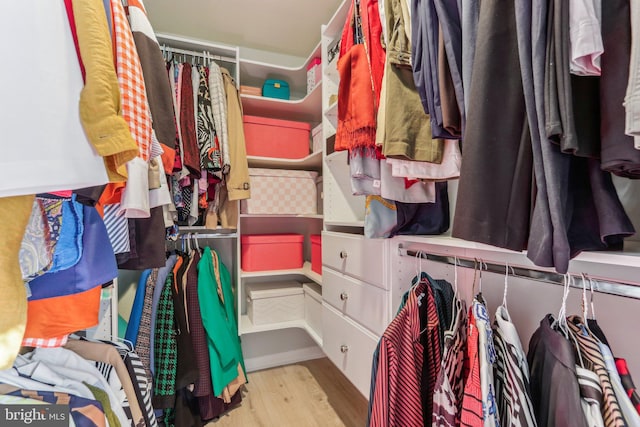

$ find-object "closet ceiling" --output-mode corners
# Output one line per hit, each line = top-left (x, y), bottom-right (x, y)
(145, 0), (344, 58)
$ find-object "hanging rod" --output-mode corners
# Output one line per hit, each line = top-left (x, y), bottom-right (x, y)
(397, 246), (640, 300)
(160, 45), (237, 64)
(177, 232), (238, 239)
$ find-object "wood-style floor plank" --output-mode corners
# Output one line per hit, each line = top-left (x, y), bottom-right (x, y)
(208, 358), (368, 427)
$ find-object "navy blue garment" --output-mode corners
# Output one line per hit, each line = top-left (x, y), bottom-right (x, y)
(28, 205), (118, 300)
(390, 181), (449, 236)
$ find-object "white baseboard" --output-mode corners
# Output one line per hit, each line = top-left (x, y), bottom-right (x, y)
(244, 345), (325, 372)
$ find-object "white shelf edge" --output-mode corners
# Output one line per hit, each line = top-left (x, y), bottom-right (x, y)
(302, 262), (323, 285)
(239, 315), (323, 347)
(325, 220), (365, 227)
(241, 261), (322, 285)
(247, 150), (322, 170)
(240, 214), (323, 219)
(241, 80), (322, 106)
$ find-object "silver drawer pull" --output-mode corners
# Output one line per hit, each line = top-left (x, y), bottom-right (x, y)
(340, 292), (349, 301)
(339, 250), (348, 259)
(340, 345), (349, 353)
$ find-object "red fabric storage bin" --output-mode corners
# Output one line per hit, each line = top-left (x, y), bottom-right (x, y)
(310, 234), (322, 275)
(243, 115), (311, 159)
(241, 234), (304, 271)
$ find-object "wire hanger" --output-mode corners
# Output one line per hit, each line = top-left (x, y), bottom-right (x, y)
(476, 259), (487, 305)
(453, 256), (459, 299)
(580, 273), (589, 323)
(588, 276), (598, 320)
(502, 262), (510, 310)
(552, 273), (572, 338)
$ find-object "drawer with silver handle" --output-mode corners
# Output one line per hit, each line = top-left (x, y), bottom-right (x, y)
(322, 303), (379, 398)
(322, 267), (390, 336)
(322, 231), (386, 289)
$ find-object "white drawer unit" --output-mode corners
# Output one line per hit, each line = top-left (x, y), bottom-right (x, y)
(322, 231), (387, 289)
(322, 267), (390, 336)
(323, 303), (379, 398)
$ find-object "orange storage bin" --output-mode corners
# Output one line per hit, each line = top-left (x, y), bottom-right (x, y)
(310, 234), (322, 275)
(241, 234), (304, 271)
(243, 115), (310, 159)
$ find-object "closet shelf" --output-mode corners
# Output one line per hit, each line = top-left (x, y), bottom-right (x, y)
(247, 150), (322, 170)
(239, 41), (322, 99)
(240, 214), (323, 219)
(394, 235), (640, 287)
(325, 220), (365, 228)
(240, 82), (322, 123)
(241, 261), (322, 285)
(239, 315), (323, 347)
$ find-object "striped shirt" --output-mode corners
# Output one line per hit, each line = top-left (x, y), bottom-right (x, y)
(567, 316), (626, 427)
(577, 366), (605, 427)
(433, 298), (468, 427)
(369, 278), (440, 426)
(492, 305), (537, 427)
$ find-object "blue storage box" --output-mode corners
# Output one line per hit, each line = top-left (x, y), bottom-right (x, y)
(262, 79), (290, 100)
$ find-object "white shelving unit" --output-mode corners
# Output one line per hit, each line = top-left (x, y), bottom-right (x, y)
(240, 82), (322, 123)
(239, 315), (323, 347)
(241, 261), (322, 285)
(247, 151), (322, 171)
(239, 41), (322, 99)
(230, 29), (327, 372)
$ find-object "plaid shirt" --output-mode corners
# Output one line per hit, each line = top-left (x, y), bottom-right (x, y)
(153, 273), (177, 408)
(111, 0), (152, 162)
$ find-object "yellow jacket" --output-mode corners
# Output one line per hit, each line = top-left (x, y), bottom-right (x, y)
(72, 0), (138, 182)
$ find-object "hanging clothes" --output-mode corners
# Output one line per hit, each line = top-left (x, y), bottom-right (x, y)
(567, 316), (626, 426)
(527, 315), (588, 426)
(70, 0), (138, 183)
(198, 247), (246, 398)
(452, 0), (533, 253)
(369, 276), (441, 426)
(128, 0), (177, 173)
(379, 0), (444, 163)
(432, 298), (468, 427)
(492, 305), (537, 427)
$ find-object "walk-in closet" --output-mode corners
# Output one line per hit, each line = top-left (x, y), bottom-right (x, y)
(2, 0), (640, 426)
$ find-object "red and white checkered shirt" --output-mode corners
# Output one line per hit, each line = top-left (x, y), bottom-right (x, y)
(111, 0), (152, 162)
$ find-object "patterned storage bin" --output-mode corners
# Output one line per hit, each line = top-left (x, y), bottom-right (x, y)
(241, 168), (318, 215)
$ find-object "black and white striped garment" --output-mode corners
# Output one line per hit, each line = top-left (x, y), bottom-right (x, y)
(567, 316), (626, 427)
(111, 341), (158, 427)
(492, 305), (537, 427)
(94, 359), (134, 425)
(576, 366), (605, 427)
(432, 298), (468, 427)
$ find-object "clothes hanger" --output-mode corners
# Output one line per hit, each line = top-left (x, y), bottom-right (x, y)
(552, 273), (571, 339)
(502, 262), (510, 311)
(193, 232), (202, 256)
(588, 276), (598, 321)
(580, 273), (590, 324)
(476, 259), (487, 305)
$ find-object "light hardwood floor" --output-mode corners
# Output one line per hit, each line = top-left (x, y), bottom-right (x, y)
(208, 358), (368, 427)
